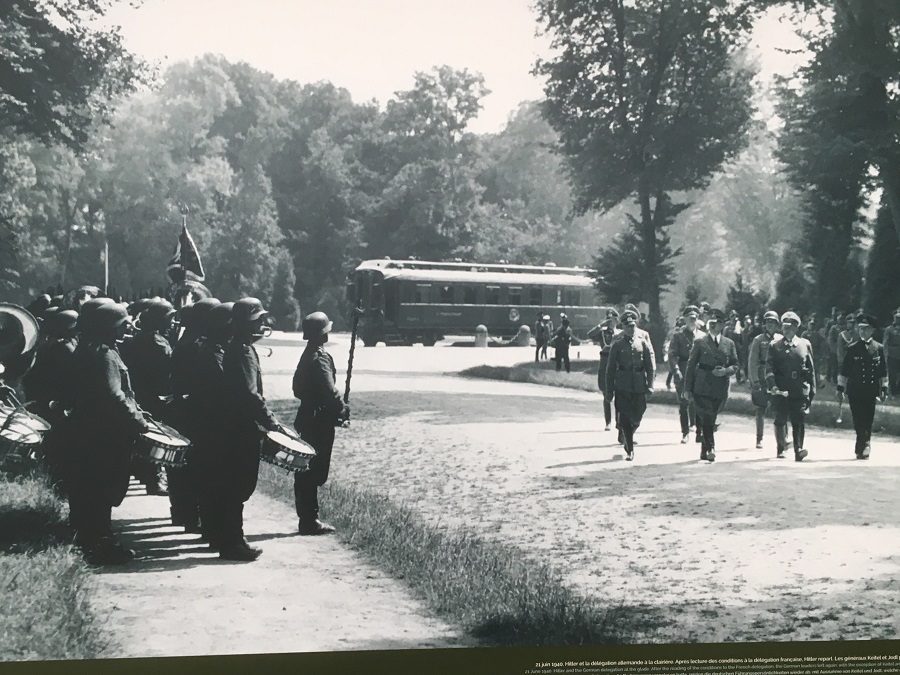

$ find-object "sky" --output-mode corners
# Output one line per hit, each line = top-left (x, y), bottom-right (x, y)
(104, 0), (809, 134)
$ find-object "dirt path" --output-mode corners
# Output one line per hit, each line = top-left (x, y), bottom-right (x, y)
(90, 479), (472, 658)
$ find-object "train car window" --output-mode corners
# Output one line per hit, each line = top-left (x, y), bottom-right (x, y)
(555, 288), (563, 305)
(529, 288), (542, 305)
(463, 286), (477, 304)
(563, 289), (580, 306)
(439, 285), (454, 304)
(508, 287), (522, 305)
(400, 283), (414, 303)
(415, 284), (431, 303)
(486, 286), (500, 304)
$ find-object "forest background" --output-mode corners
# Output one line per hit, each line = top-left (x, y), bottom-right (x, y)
(1, 0), (899, 347)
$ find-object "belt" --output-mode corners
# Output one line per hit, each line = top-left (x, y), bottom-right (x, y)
(697, 363), (717, 371)
(618, 366), (645, 372)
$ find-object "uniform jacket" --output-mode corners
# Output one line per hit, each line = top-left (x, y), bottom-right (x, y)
(605, 333), (654, 396)
(553, 324), (573, 350)
(839, 339), (888, 397)
(836, 329), (856, 367)
(22, 337), (77, 420)
(613, 325), (656, 363)
(684, 333), (739, 400)
(765, 335), (816, 400)
(667, 325), (697, 378)
(292, 343), (344, 432)
(224, 340), (278, 435)
(123, 330), (172, 417)
(747, 331), (781, 389)
(534, 321), (551, 344)
(883, 324), (900, 362)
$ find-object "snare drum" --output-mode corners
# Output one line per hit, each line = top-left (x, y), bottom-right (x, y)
(137, 424), (191, 468)
(260, 430), (315, 473)
(0, 411), (47, 464)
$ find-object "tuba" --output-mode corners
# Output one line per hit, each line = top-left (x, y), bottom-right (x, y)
(0, 303), (40, 384)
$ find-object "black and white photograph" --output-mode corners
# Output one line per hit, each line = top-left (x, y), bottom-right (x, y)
(1, 1), (899, 674)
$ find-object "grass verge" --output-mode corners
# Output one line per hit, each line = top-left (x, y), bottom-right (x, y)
(459, 361), (900, 437)
(260, 400), (633, 647)
(0, 471), (105, 661)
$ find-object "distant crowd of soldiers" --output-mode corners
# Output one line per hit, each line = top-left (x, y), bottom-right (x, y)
(11, 286), (347, 566)
(582, 302), (896, 464)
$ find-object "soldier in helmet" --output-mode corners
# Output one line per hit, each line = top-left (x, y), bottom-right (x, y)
(22, 308), (79, 493)
(765, 311), (816, 462)
(837, 313), (889, 459)
(66, 302), (149, 565)
(123, 298), (177, 498)
(220, 298), (283, 561)
(292, 311), (348, 535)
(683, 308), (739, 463)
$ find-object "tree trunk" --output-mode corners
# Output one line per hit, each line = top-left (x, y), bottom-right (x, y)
(877, 158), (900, 247)
(59, 189), (76, 288)
(638, 186), (665, 363)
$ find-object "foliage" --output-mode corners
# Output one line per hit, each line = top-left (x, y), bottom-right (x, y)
(535, 0), (759, 352)
(864, 204), (900, 324)
(0, 0), (144, 148)
(725, 273), (770, 320)
(772, 244), (812, 315)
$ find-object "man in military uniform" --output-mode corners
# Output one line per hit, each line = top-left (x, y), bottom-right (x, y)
(684, 309), (739, 462)
(124, 299), (177, 499)
(192, 302), (233, 550)
(221, 298), (283, 560)
(292, 311), (348, 535)
(668, 306), (700, 444)
(837, 313), (889, 459)
(765, 311), (816, 461)
(836, 313), (857, 372)
(747, 310), (791, 452)
(65, 303), (149, 565)
(883, 309), (900, 396)
(22, 308), (79, 493)
(553, 315), (573, 373)
(587, 309), (620, 431)
(604, 311), (654, 461)
(168, 297), (221, 533)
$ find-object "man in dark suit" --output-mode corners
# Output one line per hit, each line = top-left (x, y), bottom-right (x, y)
(837, 313), (889, 459)
(765, 311), (816, 461)
(604, 311), (654, 461)
(683, 309), (739, 463)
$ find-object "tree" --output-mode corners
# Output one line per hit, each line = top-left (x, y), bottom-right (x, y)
(772, 244), (812, 315)
(864, 204), (900, 324)
(535, 0), (758, 355)
(725, 272), (770, 319)
(0, 0), (143, 148)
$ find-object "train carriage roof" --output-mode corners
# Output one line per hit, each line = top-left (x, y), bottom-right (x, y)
(354, 259), (596, 287)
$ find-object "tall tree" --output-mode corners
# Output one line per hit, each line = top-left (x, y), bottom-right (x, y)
(864, 204), (900, 323)
(535, 0), (758, 354)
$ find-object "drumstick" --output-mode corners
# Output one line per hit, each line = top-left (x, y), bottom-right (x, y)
(341, 298), (362, 428)
(836, 400), (843, 424)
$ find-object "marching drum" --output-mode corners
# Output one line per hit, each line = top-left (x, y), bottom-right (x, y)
(260, 429), (315, 473)
(137, 422), (191, 468)
(0, 409), (49, 465)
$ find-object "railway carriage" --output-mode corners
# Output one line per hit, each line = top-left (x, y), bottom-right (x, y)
(347, 259), (605, 346)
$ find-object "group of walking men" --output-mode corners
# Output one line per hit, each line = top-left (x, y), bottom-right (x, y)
(590, 303), (891, 463)
(15, 288), (347, 566)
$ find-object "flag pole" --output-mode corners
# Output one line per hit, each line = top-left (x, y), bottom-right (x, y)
(103, 238), (109, 296)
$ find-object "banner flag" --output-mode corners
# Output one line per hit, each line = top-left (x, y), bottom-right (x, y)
(166, 223), (205, 284)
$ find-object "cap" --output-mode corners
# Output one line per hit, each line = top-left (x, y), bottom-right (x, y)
(233, 297), (269, 322)
(621, 313), (637, 326)
(763, 310), (780, 322)
(682, 305), (700, 318)
(781, 311), (801, 326)
(606, 308), (620, 319)
(542, 314), (550, 321)
(845, 313), (857, 322)
(856, 313), (878, 329)
(624, 303), (639, 314)
(302, 311), (333, 340)
(706, 308), (726, 323)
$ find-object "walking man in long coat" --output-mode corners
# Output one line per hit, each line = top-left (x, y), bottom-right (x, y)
(668, 305), (700, 444)
(747, 310), (789, 453)
(605, 311), (654, 461)
(683, 309), (739, 463)
(765, 311), (816, 461)
(837, 313), (889, 459)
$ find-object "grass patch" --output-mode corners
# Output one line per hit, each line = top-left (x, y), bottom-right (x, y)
(460, 362), (900, 437)
(0, 474), (105, 662)
(259, 406), (633, 647)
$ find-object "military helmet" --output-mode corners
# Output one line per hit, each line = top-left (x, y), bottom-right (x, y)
(82, 303), (129, 334)
(232, 297), (269, 323)
(140, 298), (177, 331)
(208, 302), (234, 334)
(302, 311), (332, 340)
(187, 298), (221, 333)
(45, 309), (79, 337)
